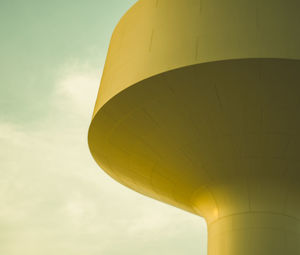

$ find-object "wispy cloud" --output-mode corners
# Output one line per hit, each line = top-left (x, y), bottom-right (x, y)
(0, 60), (207, 255)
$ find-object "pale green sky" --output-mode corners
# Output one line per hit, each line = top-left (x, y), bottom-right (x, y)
(0, 1), (207, 254)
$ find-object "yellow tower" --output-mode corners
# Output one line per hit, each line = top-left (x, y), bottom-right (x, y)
(88, 0), (300, 254)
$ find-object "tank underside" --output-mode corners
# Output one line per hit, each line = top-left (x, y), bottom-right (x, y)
(89, 58), (300, 221)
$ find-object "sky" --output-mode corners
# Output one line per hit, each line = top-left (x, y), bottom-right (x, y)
(0, 1), (207, 254)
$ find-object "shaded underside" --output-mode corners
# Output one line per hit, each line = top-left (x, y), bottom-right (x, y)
(89, 58), (300, 222)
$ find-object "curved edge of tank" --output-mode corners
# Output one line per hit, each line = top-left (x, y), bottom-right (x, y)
(88, 57), (299, 218)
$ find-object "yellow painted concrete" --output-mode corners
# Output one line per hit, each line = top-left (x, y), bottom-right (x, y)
(89, 0), (300, 254)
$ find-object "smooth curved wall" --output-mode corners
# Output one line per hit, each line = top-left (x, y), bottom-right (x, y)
(94, 0), (300, 116)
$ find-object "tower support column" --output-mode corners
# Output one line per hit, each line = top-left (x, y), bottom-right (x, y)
(207, 213), (300, 255)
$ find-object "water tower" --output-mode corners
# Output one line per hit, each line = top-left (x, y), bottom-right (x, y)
(88, 0), (300, 254)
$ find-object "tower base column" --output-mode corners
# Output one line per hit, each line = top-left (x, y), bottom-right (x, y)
(207, 213), (300, 255)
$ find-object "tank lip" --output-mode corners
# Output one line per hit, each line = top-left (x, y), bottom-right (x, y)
(88, 56), (300, 142)
(87, 57), (300, 158)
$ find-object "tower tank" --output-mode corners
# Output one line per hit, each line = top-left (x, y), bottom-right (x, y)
(88, 0), (300, 254)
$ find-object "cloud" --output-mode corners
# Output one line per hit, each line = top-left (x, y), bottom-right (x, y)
(0, 60), (207, 255)
(54, 60), (101, 117)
